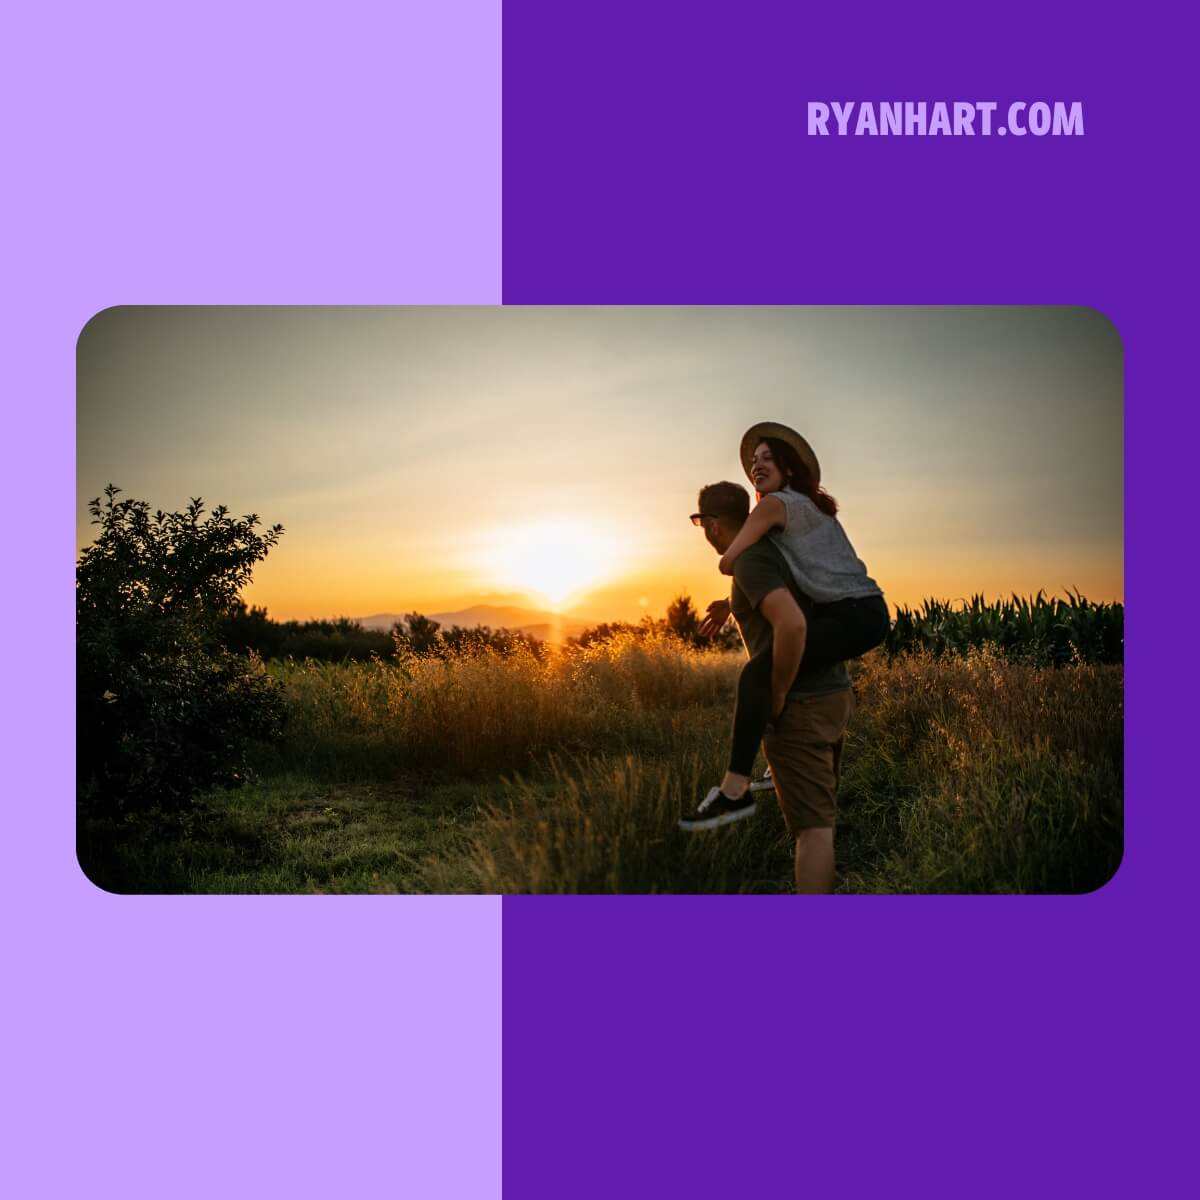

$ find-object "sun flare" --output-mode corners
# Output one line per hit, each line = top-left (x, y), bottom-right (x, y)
(480, 519), (622, 608)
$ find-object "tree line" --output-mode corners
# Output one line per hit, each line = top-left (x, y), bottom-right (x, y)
(217, 593), (744, 662)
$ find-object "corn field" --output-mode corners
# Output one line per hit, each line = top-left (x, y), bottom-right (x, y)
(886, 590), (1122, 666)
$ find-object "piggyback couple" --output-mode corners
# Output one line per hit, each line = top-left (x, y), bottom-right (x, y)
(680, 421), (889, 894)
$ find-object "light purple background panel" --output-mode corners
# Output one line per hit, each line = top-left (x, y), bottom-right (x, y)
(501, 1), (1196, 1197)
(5, 4), (500, 1198)
(29, 900), (501, 1197)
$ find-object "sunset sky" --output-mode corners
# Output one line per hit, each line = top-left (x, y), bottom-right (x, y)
(76, 306), (1123, 623)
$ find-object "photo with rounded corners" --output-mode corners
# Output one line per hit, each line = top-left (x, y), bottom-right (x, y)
(75, 305), (1123, 895)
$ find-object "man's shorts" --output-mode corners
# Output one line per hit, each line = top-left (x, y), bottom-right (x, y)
(762, 688), (854, 834)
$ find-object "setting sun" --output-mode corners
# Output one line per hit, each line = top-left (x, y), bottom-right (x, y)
(77, 308), (1122, 622)
(479, 519), (622, 608)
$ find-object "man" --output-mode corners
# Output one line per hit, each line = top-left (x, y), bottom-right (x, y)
(680, 481), (854, 894)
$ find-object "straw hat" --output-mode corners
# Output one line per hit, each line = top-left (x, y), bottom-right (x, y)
(739, 422), (821, 485)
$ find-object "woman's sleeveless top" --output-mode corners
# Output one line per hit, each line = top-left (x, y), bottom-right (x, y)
(765, 488), (883, 604)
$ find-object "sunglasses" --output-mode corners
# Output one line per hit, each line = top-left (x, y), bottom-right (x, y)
(689, 513), (720, 525)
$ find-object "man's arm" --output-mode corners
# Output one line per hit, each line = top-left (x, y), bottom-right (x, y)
(758, 587), (809, 719)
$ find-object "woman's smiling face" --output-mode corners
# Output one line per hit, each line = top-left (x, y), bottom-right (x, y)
(751, 441), (788, 494)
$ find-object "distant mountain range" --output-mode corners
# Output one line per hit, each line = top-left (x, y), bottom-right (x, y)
(354, 604), (592, 642)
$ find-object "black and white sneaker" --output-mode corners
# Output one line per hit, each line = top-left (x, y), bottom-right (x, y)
(748, 768), (775, 794)
(679, 787), (756, 832)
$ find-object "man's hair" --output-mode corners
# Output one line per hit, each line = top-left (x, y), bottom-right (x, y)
(697, 481), (750, 522)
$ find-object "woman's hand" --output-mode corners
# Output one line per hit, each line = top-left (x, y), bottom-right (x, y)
(715, 497), (785, 579)
(699, 598), (731, 638)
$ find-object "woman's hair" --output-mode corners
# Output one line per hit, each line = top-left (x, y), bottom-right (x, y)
(759, 437), (838, 516)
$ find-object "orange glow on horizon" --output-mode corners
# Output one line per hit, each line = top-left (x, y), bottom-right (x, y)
(240, 553), (1123, 626)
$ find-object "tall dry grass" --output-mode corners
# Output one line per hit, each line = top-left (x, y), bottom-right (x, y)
(422, 647), (1122, 894)
(836, 648), (1122, 892)
(256, 636), (1121, 893)
(261, 632), (740, 778)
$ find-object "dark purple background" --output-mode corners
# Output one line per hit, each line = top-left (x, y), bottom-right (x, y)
(502, 2), (1193, 1196)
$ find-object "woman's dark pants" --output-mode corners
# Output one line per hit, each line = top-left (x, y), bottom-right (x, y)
(728, 594), (890, 777)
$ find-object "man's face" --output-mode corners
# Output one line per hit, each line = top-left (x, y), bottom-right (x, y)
(702, 516), (733, 554)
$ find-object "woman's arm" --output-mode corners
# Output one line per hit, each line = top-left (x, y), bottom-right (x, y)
(718, 496), (786, 576)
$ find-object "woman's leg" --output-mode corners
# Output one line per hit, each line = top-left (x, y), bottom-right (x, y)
(723, 647), (775, 791)
(717, 598), (887, 797)
(797, 595), (890, 671)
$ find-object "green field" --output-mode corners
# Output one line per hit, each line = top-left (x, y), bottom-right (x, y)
(79, 632), (1123, 894)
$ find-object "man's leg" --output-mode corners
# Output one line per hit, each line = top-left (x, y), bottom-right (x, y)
(761, 689), (853, 893)
(794, 827), (835, 894)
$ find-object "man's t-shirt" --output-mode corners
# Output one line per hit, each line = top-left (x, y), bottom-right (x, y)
(731, 540), (852, 700)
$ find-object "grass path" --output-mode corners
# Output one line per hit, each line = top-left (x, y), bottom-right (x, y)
(79, 772), (484, 894)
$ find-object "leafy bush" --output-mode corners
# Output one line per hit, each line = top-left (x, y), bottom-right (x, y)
(77, 485), (287, 815)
